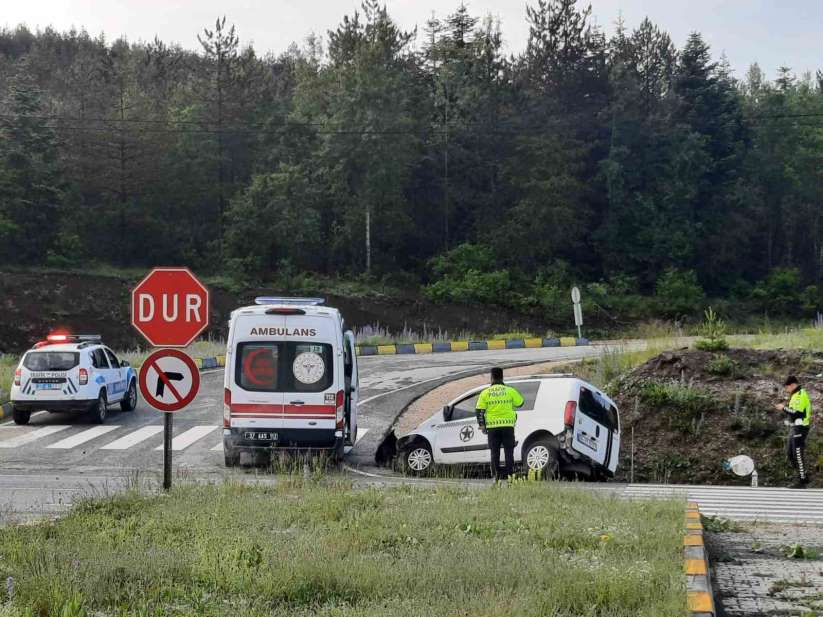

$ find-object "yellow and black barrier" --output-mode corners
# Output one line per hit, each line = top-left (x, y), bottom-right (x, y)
(685, 502), (716, 616)
(356, 336), (590, 357)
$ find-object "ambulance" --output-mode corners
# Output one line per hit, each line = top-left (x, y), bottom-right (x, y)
(222, 298), (359, 465)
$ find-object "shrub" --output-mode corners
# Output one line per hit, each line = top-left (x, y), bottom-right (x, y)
(655, 268), (705, 317)
(695, 307), (729, 351)
(751, 267), (820, 316)
(423, 243), (515, 306)
(706, 354), (736, 377)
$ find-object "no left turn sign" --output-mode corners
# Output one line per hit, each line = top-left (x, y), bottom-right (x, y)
(139, 349), (201, 412)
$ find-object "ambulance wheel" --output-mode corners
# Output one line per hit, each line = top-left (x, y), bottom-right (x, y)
(90, 392), (108, 424)
(401, 442), (433, 476)
(333, 437), (345, 463)
(523, 438), (559, 479)
(12, 408), (30, 425)
(224, 447), (238, 467)
(120, 381), (137, 412)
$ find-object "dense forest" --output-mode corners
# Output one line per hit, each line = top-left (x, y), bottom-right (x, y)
(1, 0), (822, 321)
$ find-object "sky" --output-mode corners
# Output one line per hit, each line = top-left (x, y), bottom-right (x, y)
(2, 1), (821, 81)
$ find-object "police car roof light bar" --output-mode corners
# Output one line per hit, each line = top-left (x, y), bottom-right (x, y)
(45, 334), (102, 343)
(254, 297), (325, 306)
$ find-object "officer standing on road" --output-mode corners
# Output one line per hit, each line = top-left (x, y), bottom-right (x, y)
(774, 375), (813, 488)
(476, 367), (524, 482)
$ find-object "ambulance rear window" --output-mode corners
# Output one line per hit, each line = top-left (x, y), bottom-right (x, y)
(23, 352), (80, 371)
(236, 342), (333, 392)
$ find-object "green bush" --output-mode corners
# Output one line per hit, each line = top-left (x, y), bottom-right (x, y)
(424, 243), (515, 305)
(705, 354), (736, 377)
(751, 267), (821, 316)
(695, 307), (729, 351)
(655, 268), (705, 317)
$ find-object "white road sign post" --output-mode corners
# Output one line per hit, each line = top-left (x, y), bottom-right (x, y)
(571, 286), (583, 340)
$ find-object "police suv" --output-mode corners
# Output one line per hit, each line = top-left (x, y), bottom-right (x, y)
(10, 334), (138, 425)
(395, 375), (620, 479)
(222, 298), (359, 466)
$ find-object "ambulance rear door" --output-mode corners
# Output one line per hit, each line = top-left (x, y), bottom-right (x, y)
(280, 312), (339, 435)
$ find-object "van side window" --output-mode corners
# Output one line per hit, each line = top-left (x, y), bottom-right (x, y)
(451, 392), (481, 421)
(512, 381), (540, 411)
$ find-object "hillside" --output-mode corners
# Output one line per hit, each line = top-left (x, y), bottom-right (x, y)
(0, 270), (553, 353)
(613, 348), (822, 487)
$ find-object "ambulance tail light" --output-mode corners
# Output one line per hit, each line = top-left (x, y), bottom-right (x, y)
(14, 368), (21, 386)
(223, 388), (232, 427)
(564, 401), (577, 428)
(78, 368), (88, 386)
(335, 389), (345, 428)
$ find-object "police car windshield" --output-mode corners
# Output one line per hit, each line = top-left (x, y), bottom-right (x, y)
(23, 351), (80, 371)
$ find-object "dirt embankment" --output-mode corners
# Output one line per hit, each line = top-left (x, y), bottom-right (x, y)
(0, 271), (550, 353)
(613, 348), (823, 487)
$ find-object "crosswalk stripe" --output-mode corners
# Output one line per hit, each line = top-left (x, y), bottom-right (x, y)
(356, 428), (369, 443)
(101, 426), (164, 450)
(155, 426), (219, 451)
(47, 425), (119, 449)
(0, 425), (71, 448)
(211, 442), (223, 451)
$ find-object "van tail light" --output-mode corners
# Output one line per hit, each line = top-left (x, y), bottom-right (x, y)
(223, 388), (232, 428)
(78, 368), (88, 386)
(335, 389), (345, 428)
(564, 401), (577, 428)
(14, 368), (22, 386)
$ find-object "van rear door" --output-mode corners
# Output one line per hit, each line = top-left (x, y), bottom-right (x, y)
(572, 386), (614, 466)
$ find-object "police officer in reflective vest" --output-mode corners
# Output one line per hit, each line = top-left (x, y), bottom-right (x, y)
(476, 367), (524, 481)
(774, 375), (813, 488)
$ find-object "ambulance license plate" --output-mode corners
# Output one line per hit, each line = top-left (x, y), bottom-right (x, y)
(244, 431), (277, 441)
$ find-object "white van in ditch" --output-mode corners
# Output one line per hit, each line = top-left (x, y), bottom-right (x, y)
(222, 298), (358, 466)
(395, 376), (620, 479)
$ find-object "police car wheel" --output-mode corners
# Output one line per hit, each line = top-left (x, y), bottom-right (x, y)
(12, 408), (30, 425)
(403, 444), (433, 475)
(523, 439), (559, 479)
(120, 381), (137, 412)
(91, 392), (108, 424)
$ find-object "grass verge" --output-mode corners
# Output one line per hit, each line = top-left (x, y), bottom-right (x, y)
(0, 481), (687, 617)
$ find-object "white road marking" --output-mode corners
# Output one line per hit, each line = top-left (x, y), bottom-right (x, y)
(155, 425), (219, 451)
(0, 425), (71, 448)
(356, 428), (369, 443)
(211, 442), (223, 451)
(100, 425), (164, 450)
(47, 425), (119, 449)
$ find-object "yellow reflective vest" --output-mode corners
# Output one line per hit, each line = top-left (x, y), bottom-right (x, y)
(476, 384), (524, 429)
(787, 388), (813, 427)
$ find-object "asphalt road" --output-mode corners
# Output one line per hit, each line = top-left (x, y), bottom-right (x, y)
(0, 344), (611, 519)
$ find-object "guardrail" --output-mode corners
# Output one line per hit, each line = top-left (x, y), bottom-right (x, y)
(356, 336), (590, 356)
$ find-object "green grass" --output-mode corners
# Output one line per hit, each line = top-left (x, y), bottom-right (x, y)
(731, 327), (823, 350)
(0, 481), (688, 617)
(0, 355), (16, 403)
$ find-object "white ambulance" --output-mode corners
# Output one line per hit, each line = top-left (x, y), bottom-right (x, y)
(222, 298), (359, 466)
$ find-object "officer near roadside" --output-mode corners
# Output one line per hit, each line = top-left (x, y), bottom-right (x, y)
(774, 375), (813, 488)
(475, 367), (524, 481)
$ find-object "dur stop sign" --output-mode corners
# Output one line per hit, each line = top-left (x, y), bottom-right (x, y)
(131, 267), (210, 347)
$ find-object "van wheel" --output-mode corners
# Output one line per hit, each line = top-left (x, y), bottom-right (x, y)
(90, 392), (108, 424)
(401, 442), (433, 476)
(12, 408), (30, 425)
(523, 438), (559, 479)
(224, 447), (238, 467)
(120, 381), (137, 412)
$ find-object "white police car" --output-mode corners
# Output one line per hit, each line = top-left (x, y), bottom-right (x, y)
(10, 334), (138, 425)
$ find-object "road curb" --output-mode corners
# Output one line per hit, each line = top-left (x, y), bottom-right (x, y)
(356, 337), (590, 356)
(686, 501), (716, 617)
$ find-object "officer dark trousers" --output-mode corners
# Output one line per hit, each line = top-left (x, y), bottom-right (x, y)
(487, 427), (515, 480)
(787, 426), (809, 482)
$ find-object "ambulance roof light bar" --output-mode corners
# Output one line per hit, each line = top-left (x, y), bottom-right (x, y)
(254, 297), (325, 306)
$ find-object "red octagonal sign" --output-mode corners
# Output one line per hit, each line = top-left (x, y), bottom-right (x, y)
(131, 267), (210, 347)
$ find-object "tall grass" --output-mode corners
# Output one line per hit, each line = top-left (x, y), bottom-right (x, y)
(731, 327), (823, 351)
(0, 481), (687, 617)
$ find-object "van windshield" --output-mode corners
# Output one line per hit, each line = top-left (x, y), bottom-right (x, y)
(236, 342), (334, 393)
(578, 387), (619, 431)
(23, 352), (79, 371)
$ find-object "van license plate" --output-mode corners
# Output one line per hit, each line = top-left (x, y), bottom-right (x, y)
(244, 432), (277, 441)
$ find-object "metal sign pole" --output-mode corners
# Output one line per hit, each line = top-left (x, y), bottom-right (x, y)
(163, 412), (173, 490)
